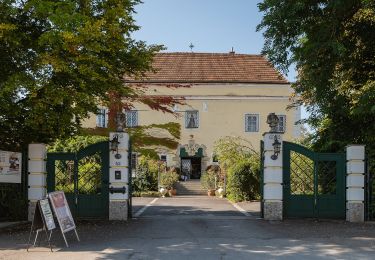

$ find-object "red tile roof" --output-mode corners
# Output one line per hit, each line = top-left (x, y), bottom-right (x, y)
(126, 52), (288, 84)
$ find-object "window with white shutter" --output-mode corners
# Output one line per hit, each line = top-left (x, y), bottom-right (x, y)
(125, 111), (138, 128)
(96, 108), (108, 128)
(277, 115), (286, 133)
(245, 114), (259, 132)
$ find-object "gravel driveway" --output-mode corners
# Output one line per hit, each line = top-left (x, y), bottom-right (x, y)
(1, 196), (374, 260)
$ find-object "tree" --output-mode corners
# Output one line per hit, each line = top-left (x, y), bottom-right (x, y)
(0, 0), (181, 150)
(214, 136), (260, 202)
(214, 136), (258, 172)
(257, 1), (375, 156)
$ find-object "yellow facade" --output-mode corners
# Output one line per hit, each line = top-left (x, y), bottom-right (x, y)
(82, 83), (300, 172)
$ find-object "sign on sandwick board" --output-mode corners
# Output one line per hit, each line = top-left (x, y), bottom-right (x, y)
(27, 191), (80, 251)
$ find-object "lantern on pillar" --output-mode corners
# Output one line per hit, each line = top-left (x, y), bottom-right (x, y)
(271, 135), (281, 160)
(110, 134), (121, 158)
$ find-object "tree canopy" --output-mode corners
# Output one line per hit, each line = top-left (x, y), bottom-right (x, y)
(257, 0), (375, 154)
(0, 0), (180, 150)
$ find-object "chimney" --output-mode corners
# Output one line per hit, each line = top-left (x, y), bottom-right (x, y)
(229, 47), (235, 55)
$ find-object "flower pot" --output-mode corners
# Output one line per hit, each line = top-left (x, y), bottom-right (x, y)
(207, 190), (216, 196)
(168, 188), (177, 196)
(159, 187), (168, 197)
(217, 187), (225, 198)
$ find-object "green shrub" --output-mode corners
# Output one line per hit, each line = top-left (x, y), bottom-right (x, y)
(132, 191), (160, 197)
(133, 156), (159, 192)
(200, 170), (218, 190)
(49, 135), (106, 195)
(160, 168), (179, 189)
(226, 158), (260, 202)
(0, 184), (27, 220)
(48, 135), (108, 152)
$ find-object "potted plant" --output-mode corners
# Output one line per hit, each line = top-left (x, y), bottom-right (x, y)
(159, 186), (168, 197)
(200, 169), (217, 196)
(160, 170), (179, 197)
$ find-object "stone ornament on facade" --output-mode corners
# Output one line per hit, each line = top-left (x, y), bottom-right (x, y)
(183, 135), (203, 156)
(184, 135), (201, 156)
(115, 112), (126, 132)
(266, 112), (280, 133)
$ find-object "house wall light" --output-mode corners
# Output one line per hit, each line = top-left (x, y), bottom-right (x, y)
(271, 135), (281, 160)
(110, 134), (121, 159)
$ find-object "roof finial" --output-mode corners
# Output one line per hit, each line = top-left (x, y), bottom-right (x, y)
(229, 47), (235, 55)
(189, 42), (194, 52)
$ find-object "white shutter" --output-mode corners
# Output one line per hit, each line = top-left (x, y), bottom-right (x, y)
(104, 109), (108, 128)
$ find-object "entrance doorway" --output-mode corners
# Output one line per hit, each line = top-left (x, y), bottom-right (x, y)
(181, 157), (201, 179)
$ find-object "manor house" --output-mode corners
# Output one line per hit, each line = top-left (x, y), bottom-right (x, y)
(83, 52), (301, 179)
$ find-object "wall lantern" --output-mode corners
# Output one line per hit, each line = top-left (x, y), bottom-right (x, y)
(110, 134), (121, 159)
(271, 135), (281, 160)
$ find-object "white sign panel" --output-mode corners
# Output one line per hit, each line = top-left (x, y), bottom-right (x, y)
(49, 191), (76, 233)
(0, 151), (22, 183)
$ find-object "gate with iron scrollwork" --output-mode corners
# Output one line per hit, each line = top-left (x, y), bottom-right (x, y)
(283, 142), (346, 219)
(47, 141), (109, 219)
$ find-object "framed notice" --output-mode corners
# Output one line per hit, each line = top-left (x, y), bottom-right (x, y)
(39, 199), (56, 231)
(0, 151), (22, 183)
(49, 191), (76, 233)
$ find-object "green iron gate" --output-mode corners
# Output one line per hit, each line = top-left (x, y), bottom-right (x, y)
(47, 141), (109, 219)
(283, 142), (346, 219)
(365, 154), (375, 220)
(260, 140), (264, 218)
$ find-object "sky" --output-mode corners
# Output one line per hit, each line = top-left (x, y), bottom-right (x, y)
(132, 0), (306, 119)
(132, 0), (297, 80)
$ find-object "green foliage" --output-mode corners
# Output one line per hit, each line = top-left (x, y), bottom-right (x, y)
(214, 136), (258, 171)
(200, 170), (218, 191)
(133, 156), (159, 192)
(0, 184), (27, 220)
(49, 135), (105, 195)
(128, 122), (181, 158)
(226, 158), (260, 202)
(289, 151), (314, 195)
(132, 190), (160, 197)
(48, 135), (107, 152)
(257, 1), (375, 162)
(214, 136), (260, 202)
(83, 121), (181, 158)
(0, 0), (165, 149)
(159, 168), (179, 189)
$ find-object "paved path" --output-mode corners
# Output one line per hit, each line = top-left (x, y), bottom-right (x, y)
(1, 196), (375, 259)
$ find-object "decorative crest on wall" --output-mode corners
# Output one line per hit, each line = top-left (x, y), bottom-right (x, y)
(184, 135), (201, 156)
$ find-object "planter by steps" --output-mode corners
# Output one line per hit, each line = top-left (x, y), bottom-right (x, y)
(168, 188), (177, 196)
(207, 189), (216, 196)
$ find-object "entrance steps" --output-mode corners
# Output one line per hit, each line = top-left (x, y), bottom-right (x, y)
(175, 180), (206, 195)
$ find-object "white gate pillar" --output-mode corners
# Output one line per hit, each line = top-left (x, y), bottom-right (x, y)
(263, 133), (283, 220)
(109, 132), (129, 220)
(28, 143), (47, 221)
(346, 145), (365, 222)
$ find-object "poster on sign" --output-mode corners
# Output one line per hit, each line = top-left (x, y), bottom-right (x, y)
(49, 191), (79, 247)
(0, 151), (22, 183)
(49, 191), (76, 233)
(39, 199), (56, 231)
